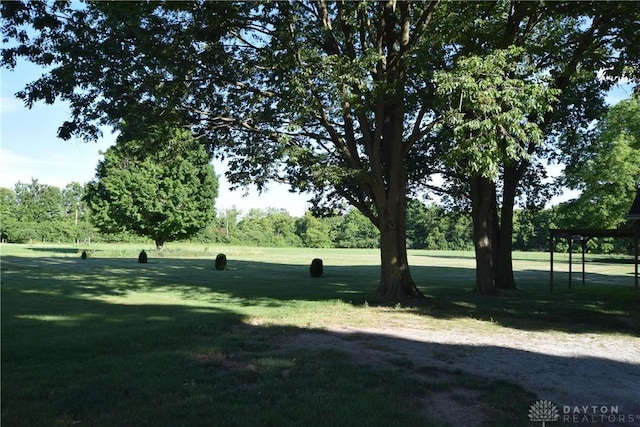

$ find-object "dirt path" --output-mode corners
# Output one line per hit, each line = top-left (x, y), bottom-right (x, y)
(283, 324), (640, 426)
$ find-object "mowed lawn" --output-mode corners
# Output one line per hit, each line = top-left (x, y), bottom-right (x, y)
(1, 243), (638, 426)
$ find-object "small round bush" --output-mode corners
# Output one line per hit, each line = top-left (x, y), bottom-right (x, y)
(138, 250), (148, 264)
(80, 250), (87, 260)
(215, 254), (227, 270)
(309, 258), (323, 278)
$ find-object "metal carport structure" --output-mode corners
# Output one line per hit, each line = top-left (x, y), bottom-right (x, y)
(549, 188), (640, 292)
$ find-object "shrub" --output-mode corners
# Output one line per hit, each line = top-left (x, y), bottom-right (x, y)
(309, 258), (323, 277)
(80, 250), (87, 260)
(138, 250), (148, 263)
(215, 253), (227, 270)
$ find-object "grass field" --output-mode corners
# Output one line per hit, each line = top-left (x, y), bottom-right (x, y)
(1, 243), (639, 426)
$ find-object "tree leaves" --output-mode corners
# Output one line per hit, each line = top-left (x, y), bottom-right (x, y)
(85, 127), (218, 247)
(434, 46), (559, 179)
(559, 95), (640, 229)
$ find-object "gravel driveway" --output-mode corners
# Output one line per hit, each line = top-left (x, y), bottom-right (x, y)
(284, 323), (640, 426)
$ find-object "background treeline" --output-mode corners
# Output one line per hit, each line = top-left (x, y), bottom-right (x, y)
(0, 180), (140, 245)
(0, 179), (633, 254)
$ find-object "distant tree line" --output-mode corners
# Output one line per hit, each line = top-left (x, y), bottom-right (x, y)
(0, 179), (144, 244)
(1, 179), (94, 244)
(0, 178), (634, 254)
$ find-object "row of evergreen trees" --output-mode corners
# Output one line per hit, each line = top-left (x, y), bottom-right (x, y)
(0, 179), (632, 253)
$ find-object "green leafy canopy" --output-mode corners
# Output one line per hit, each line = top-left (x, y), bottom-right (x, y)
(434, 46), (559, 180)
(85, 127), (218, 248)
(560, 95), (640, 229)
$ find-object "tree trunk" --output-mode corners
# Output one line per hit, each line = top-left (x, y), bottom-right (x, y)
(470, 175), (500, 295)
(369, 6), (428, 304)
(372, 129), (424, 303)
(155, 237), (165, 250)
(496, 165), (519, 289)
(375, 193), (425, 303)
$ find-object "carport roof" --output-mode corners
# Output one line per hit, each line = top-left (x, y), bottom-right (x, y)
(628, 187), (640, 221)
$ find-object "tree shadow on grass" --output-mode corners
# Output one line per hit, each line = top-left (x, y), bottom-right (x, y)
(26, 247), (103, 255)
(590, 256), (636, 265)
(413, 252), (476, 260)
(417, 265), (640, 336)
(2, 255), (638, 336)
(2, 286), (639, 426)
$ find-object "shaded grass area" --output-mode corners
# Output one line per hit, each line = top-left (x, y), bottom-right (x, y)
(1, 272), (429, 426)
(2, 299), (432, 426)
(1, 244), (638, 426)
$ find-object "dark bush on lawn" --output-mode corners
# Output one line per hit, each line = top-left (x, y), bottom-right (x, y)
(138, 250), (148, 263)
(309, 258), (323, 277)
(80, 250), (87, 260)
(215, 253), (227, 270)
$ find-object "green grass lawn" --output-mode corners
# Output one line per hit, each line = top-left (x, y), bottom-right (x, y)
(1, 243), (638, 426)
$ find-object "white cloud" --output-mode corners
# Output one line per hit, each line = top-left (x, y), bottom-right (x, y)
(0, 144), (108, 189)
(0, 96), (23, 113)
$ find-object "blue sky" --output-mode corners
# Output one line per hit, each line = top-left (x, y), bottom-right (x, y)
(0, 62), (635, 215)
(0, 62), (312, 216)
